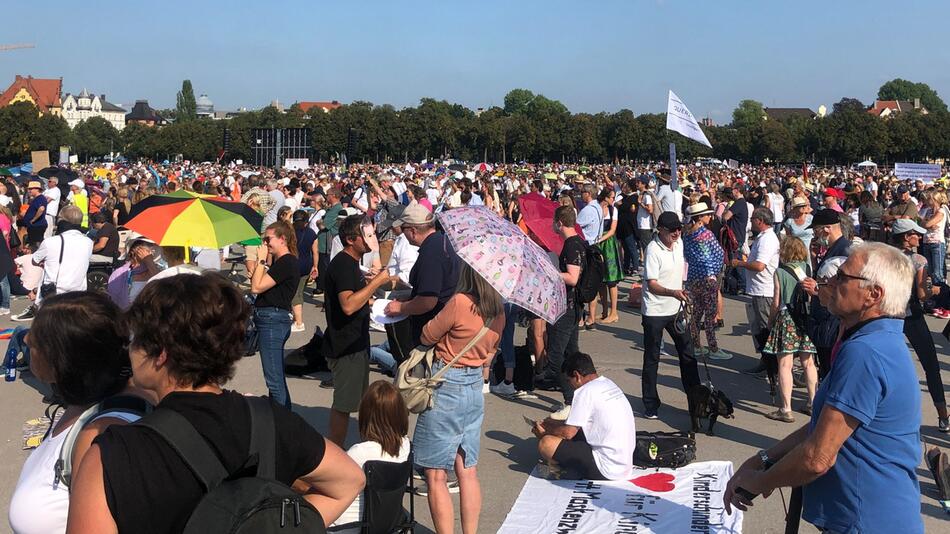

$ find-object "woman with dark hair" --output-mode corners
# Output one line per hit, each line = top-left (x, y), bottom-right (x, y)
(413, 262), (505, 534)
(291, 210), (319, 332)
(591, 187), (622, 324)
(330, 381), (411, 532)
(9, 292), (148, 534)
(65, 274), (365, 533)
(891, 222), (949, 432)
(250, 220), (300, 408)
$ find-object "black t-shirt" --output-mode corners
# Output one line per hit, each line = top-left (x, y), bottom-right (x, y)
(408, 232), (460, 343)
(323, 252), (370, 357)
(617, 194), (637, 238)
(559, 235), (586, 310)
(115, 201), (132, 226)
(255, 253), (300, 310)
(96, 222), (120, 259)
(726, 198), (749, 247)
(94, 390), (326, 534)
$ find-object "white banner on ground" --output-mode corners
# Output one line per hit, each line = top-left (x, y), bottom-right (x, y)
(498, 461), (741, 534)
(666, 91), (713, 148)
(894, 163), (941, 183)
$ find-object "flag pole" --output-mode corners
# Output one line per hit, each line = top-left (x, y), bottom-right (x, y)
(669, 142), (678, 191)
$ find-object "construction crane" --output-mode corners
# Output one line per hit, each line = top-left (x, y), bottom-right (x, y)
(0, 44), (35, 52)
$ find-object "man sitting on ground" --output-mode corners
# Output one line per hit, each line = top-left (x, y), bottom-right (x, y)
(533, 352), (636, 480)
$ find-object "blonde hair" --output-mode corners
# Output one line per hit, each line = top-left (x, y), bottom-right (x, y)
(455, 262), (503, 324)
(779, 236), (808, 263)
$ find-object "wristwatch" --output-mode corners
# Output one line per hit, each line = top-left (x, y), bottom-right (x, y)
(757, 449), (775, 469)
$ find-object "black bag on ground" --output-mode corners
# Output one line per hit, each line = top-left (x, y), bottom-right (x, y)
(575, 244), (604, 304)
(136, 397), (325, 534)
(633, 431), (696, 469)
(285, 328), (327, 376)
(490, 344), (535, 392)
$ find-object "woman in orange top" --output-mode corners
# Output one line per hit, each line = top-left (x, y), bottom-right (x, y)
(414, 263), (505, 534)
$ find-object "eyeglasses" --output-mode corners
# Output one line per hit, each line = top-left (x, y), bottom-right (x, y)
(263, 236), (272, 244)
(829, 270), (869, 284)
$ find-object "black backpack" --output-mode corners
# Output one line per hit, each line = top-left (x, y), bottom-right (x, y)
(575, 244), (605, 304)
(136, 397), (325, 534)
(779, 264), (810, 332)
(633, 431), (696, 469)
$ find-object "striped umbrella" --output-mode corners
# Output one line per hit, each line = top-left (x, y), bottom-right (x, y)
(125, 190), (263, 249)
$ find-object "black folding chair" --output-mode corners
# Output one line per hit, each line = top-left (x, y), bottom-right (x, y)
(328, 451), (416, 534)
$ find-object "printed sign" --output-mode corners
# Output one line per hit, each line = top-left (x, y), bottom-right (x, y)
(894, 163), (941, 183)
(284, 158), (310, 170)
(498, 461), (741, 534)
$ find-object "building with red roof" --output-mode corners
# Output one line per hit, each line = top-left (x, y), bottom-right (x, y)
(0, 75), (63, 115)
(295, 100), (342, 114)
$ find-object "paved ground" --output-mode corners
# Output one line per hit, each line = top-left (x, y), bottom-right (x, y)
(1, 279), (948, 533)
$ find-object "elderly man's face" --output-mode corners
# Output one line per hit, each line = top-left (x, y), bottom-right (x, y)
(825, 255), (873, 318)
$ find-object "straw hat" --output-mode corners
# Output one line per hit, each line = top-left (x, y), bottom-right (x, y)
(686, 202), (714, 217)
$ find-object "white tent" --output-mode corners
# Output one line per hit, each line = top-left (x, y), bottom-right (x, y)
(855, 160), (877, 168)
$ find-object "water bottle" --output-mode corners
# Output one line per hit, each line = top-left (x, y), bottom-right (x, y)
(4, 346), (17, 382)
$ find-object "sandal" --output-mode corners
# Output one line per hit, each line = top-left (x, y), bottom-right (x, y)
(799, 403), (813, 416)
(600, 314), (619, 324)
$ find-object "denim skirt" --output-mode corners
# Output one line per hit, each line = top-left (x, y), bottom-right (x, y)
(412, 362), (484, 470)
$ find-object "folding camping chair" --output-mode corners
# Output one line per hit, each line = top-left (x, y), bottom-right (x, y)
(328, 451), (416, 534)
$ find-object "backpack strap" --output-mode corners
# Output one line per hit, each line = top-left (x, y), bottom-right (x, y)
(136, 408), (230, 491)
(246, 396), (277, 480)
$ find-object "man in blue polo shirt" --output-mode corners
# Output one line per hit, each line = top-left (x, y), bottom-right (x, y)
(724, 243), (923, 534)
(383, 203), (459, 345)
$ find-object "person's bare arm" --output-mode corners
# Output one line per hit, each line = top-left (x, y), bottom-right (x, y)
(598, 217), (618, 242)
(534, 418), (579, 440)
(338, 270), (393, 315)
(560, 264), (581, 287)
(921, 208), (944, 230)
(294, 438), (366, 527)
(66, 445), (119, 534)
(646, 279), (688, 302)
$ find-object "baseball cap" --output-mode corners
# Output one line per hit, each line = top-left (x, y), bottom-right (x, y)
(656, 211), (682, 231)
(808, 208), (841, 228)
(890, 219), (926, 236)
(396, 203), (434, 226)
(896, 185), (909, 195)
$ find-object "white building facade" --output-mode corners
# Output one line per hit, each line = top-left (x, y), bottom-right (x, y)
(61, 89), (126, 130)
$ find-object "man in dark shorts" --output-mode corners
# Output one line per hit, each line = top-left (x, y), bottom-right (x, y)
(324, 214), (395, 447)
(533, 352), (636, 480)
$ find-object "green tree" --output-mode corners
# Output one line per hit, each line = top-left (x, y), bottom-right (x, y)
(832, 97), (865, 114)
(731, 99), (765, 128)
(0, 101), (39, 162)
(878, 78), (947, 113)
(121, 122), (159, 160)
(503, 89), (536, 115)
(73, 117), (121, 161)
(30, 114), (72, 154)
(607, 109), (640, 161)
(176, 80), (197, 122)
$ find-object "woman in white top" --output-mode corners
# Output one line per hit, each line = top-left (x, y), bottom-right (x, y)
(329, 381), (411, 533)
(920, 190), (948, 287)
(9, 291), (151, 534)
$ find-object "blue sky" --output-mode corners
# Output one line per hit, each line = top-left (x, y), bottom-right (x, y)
(4, 0), (949, 121)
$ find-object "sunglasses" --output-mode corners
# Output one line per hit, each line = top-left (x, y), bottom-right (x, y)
(818, 270), (869, 286)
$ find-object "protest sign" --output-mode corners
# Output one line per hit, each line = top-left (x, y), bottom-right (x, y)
(284, 158), (309, 170)
(666, 91), (712, 148)
(31, 151), (50, 173)
(895, 163), (941, 183)
(59, 146), (69, 165)
(498, 461), (741, 534)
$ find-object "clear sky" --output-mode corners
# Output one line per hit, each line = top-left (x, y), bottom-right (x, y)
(3, 0), (948, 122)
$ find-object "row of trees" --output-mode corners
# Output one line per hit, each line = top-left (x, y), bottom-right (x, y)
(2, 81), (949, 166)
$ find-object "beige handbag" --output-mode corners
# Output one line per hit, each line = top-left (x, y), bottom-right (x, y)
(395, 326), (489, 414)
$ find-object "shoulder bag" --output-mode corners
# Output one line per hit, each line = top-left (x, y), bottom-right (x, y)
(395, 325), (489, 414)
(39, 235), (65, 299)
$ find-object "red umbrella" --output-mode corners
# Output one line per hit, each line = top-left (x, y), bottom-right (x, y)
(518, 193), (583, 255)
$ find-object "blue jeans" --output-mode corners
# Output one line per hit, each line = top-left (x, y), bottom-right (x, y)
(0, 276), (9, 310)
(369, 340), (396, 373)
(540, 306), (579, 403)
(254, 307), (293, 408)
(622, 234), (640, 273)
(499, 303), (520, 369)
(920, 242), (946, 286)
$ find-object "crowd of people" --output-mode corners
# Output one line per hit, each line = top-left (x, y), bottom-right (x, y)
(3, 157), (948, 533)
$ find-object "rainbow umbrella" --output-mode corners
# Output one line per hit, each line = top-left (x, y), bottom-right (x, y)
(125, 190), (263, 249)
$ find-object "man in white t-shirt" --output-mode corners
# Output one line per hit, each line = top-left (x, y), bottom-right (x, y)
(640, 211), (701, 419)
(534, 352), (635, 480)
(43, 178), (61, 239)
(31, 206), (93, 306)
(731, 207), (779, 361)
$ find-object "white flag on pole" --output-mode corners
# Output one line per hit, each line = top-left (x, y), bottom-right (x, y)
(666, 90), (712, 148)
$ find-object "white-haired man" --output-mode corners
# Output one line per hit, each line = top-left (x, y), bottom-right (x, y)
(724, 242), (923, 534)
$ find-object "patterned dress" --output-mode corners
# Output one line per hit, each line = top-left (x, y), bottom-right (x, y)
(683, 224), (725, 350)
(763, 261), (816, 355)
(597, 204), (623, 284)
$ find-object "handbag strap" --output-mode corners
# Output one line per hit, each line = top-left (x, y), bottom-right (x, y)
(429, 325), (491, 382)
(54, 235), (65, 287)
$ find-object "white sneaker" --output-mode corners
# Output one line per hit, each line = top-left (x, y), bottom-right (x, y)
(490, 381), (517, 397)
(707, 348), (733, 360)
(695, 346), (708, 355)
(550, 404), (572, 421)
(514, 390), (538, 399)
(0, 308), (9, 316)
(291, 323), (305, 333)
